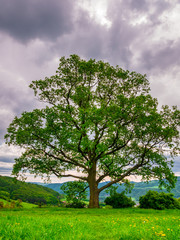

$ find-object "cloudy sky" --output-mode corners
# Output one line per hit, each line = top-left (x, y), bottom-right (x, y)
(0, 0), (180, 182)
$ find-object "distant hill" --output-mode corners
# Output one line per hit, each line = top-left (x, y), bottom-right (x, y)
(43, 177), (180, 202)
(0, 176), (61, 205)
(1, 175), (178, 204)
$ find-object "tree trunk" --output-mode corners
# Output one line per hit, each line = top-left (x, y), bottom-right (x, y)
(88, 161), (99, 208)
(89, 184), (99, 208)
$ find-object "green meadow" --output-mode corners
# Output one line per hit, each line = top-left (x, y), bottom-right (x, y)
(0, 207), (179, 240)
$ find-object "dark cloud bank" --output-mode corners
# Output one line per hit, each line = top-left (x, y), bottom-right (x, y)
(0, 0), (75, 42)
(0, 0), (179, 72)
(0, 0), (179, 177)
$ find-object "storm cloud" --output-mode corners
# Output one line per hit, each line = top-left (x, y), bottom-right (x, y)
(0, 0), (75, 42)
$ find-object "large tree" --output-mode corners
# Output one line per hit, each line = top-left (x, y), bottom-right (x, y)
(5, 55), (180, 208)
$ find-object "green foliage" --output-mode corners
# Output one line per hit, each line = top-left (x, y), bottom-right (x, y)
(0, 201), (3, 208)
(104, 191), (136, 208)
(139, 190), (180, 210)
(103, 204), (113, 209)
(15, 199), (23, 208)
(0, 176), (60, 205)
(105, 185), (119, 197)
(105, 180), (135, 197)
(0, 190), (10, 200)
(66, 201), (86, 208)
(61, 181), (88, 208)
(4, 54), (180, 207)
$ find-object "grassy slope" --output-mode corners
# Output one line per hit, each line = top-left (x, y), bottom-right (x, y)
(0, 208), (179, 240)
(0, 198), (37, 209)
(0, 176), (60, 204)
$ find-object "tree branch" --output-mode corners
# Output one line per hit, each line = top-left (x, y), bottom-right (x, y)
(77, 133), (89, 161)
(58, 174), (88, 181)
(98, 162), (142, 193)
(31, 131), (88, 170)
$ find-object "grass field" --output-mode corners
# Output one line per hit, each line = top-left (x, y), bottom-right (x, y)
(0, 207), (179, 240)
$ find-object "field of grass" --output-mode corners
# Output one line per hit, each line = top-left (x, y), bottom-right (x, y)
(0, 207), (179, 240)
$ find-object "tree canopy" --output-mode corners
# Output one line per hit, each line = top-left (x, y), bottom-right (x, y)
(5, 54), (180, 208)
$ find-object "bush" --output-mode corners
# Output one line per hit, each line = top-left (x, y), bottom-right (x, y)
(66, 201), (86, 208)
(139, 190), (180, 210)
(15, 199), (23, 208)
(10, 201), (16, 208)
(0, 201), (4, 208)
(103, 205), (113, 209)
(104, 191), (135, 208)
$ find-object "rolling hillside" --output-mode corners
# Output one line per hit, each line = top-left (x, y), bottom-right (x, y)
(44, 177), (180, 202)
(0, 176), (61, 204)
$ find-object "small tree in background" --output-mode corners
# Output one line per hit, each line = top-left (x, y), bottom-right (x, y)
(61, 181), (88, 208)
(139, 190), (180, 210)
(5, 54), (180, 208)
(105, 180), (134, 197)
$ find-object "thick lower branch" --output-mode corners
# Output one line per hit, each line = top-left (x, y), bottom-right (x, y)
(98, 162), (142, 192)
(58, 174), (88, 181)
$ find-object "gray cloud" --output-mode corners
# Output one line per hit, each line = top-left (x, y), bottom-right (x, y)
(0, 0), (75, 42)
(129, 0), (148, 11)
(0, 156), (15, 163)
(0, 167), (13, 172)
(141, 40), (180, 71)
(0, 0), (180, 179)
(171, 157), (180, 176)
(103, 0), (173, 69)
(0, 71), (36, 140)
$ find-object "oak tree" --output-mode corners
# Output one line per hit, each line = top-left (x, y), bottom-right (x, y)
(5, 55), (180, 208)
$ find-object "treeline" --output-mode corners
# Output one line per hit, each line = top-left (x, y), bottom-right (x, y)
(0, 176), (61, 205)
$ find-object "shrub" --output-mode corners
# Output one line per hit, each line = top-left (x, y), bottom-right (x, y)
(15, 199), (23, 208)
(103, 205), (113, 209)
(104, 191), (135, 208)
(10, 201), (16, 208)
(0, 201), (4, 208)
(139, 190), (180, 210)
(66, 201), (86, 208)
